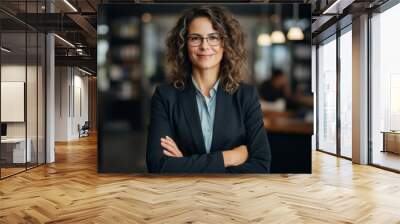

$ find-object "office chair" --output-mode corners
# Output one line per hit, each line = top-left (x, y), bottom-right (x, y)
(79, 121), (90, 138)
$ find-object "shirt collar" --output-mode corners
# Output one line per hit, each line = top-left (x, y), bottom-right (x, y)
(191, 76), (219, 98)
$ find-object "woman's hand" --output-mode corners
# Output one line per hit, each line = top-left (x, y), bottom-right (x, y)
(222, 145), (248, 167)
(161, 136), (183, 157)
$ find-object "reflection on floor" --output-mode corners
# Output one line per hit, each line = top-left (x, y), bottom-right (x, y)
(372, 150), (400, 171)
(0, 167), (25, 177)
(0, 162), (42, 178)
(0, 134), (400, 223)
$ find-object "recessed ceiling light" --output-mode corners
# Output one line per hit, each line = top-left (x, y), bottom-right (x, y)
(1, 47), (11, 53)
(54, 34), (75, 48)
(78, 67), (92, 76)
(63, 0), (78, 12)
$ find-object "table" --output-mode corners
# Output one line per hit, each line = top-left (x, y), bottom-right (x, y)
(382, 131), (400, 154)
(263, 111), (313, 173)
(263, 117), (313, 134)
(1, 138), (32, 163)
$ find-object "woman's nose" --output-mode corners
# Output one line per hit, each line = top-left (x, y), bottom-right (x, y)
(199, 38), (210, 49)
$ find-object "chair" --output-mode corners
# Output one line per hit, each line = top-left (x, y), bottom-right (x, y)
(78, 121), (90, 138)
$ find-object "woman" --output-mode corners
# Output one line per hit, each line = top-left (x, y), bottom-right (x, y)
(146, 6), (271, 173)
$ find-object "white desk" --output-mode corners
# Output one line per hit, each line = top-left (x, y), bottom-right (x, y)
(1, 138), (31, 163)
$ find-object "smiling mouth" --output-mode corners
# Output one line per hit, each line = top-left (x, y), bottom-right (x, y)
(197, 54), (214, 58)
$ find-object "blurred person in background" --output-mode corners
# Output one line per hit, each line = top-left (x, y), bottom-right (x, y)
(259, 69), (291, 103)
(146, 6), (271, 173)
(258, 69), (295, 112)
(259, 68), (313, 121)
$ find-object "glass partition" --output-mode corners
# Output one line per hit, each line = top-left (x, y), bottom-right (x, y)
(1, 30), (28, 177)
(339, 28), (352, 158)
(371, 3), (400, 171)
(317, 36), (337, 154)
(0, 1), (46, 179)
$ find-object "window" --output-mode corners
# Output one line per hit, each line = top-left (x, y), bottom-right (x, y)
(317, 36), (337, 154)
(371, 3), (400, 171)
(339, 28), (352, 158)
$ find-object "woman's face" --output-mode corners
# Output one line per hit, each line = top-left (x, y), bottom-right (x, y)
(187, 17), (224, 72)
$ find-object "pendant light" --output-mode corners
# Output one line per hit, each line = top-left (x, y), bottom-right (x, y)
(271, 4), (286, 44)
(287, 4), (304, 41)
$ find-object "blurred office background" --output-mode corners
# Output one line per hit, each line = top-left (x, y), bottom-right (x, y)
(97, 4), (312, 173)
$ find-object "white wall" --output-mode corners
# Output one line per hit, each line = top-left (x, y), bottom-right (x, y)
(55, 67), (89, 141)
(55, 67), (69, 141)
(1, 65), (38, 138)
(1, 65), (26, 130)
(1, 64), (46, 164)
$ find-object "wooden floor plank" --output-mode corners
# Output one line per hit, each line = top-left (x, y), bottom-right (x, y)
(0, 134), (400, 223)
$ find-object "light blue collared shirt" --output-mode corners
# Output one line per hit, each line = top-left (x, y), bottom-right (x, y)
(192, 77), (219, 154)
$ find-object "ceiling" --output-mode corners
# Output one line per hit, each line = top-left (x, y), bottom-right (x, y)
(0, 0), (391, 75)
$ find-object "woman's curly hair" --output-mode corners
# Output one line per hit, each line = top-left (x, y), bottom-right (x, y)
(165, 6), (247, 94)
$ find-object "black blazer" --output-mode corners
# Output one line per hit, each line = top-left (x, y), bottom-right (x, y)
(146, 79), (271, 173)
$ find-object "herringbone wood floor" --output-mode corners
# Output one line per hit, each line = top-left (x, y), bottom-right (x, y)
(1, 134), (400, 223)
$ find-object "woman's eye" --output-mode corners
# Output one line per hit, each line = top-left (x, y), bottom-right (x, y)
(209, 36), (219, 41)
(190, 37), (200, 41)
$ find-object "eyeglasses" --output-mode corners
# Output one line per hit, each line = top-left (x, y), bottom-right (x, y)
(187, 33), (223, 47)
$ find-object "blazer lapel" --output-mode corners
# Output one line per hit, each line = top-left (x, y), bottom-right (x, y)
(210, 85), (230, 153)
(181, 80), (207, 154)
